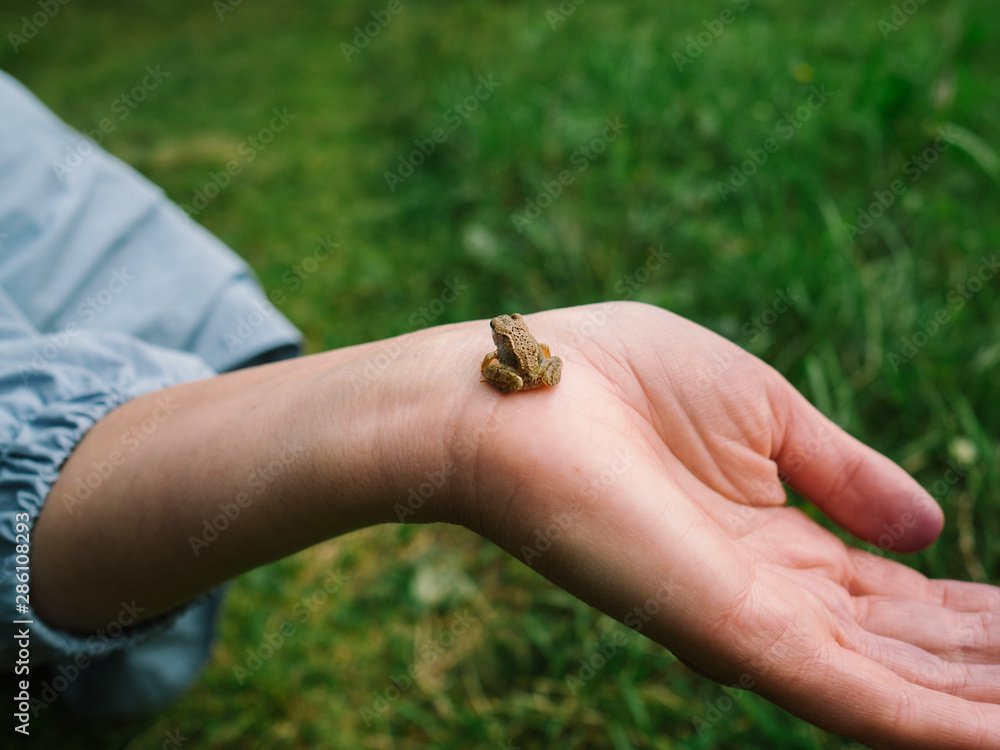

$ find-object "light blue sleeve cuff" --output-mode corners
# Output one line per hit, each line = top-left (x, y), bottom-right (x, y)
(0, 326), (222, 715)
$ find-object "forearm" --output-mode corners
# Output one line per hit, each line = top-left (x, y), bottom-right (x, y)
(31, 329), (466, 632)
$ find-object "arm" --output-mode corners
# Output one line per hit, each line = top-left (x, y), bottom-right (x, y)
(32, 302), (1000, 748)
(31, 330), (462, 631)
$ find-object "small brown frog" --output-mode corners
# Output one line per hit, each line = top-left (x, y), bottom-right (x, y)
(480, 313), (562, 393)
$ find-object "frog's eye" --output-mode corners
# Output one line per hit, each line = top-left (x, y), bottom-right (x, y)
(489, 320), (495, 330)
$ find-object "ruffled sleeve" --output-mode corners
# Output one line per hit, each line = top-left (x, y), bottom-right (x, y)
(0, 288), (223, 716)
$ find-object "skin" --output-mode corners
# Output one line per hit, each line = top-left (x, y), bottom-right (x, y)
(31, 302), (1000, 749)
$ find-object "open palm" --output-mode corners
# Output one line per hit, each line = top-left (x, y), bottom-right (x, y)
(450, 302), (999, 749)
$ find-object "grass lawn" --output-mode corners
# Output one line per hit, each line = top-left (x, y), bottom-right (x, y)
(2, 0), (998, 747)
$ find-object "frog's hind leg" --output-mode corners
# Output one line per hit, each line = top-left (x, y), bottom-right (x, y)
(535, 356), (562, 387)
(481, 363), (524, 393)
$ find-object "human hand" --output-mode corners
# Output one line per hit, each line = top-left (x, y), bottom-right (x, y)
(438, 301), (998, 749)
(35, 300), (998, 748)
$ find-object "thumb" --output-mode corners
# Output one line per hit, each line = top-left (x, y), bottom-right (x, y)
(768, 380), (944, 552)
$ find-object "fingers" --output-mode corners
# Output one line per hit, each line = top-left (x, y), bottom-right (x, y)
(741, 606), (1000, 749)
(773, 644), (1000, 749)
(843, 552), (1000, 666)
(847, 632), (1000, 705)
(851, 596), (1000, 666)
(798, 547), (1000, 666)
(715, 558), (1000, 746)
(768, 379), (944, 552)
(846, 548), (1000, 613)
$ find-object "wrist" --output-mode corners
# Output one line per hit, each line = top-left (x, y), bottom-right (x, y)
(317, 323), (485, 529)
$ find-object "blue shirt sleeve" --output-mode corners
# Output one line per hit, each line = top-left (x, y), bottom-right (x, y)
(0, 70), (302, 373)
(0, 69), (304, 719)
(0, 285), (226, 717)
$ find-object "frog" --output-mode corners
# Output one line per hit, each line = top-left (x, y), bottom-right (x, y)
(480, 313), (562, 393)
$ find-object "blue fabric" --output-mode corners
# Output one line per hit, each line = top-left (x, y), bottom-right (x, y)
(0, 70), (302, 717)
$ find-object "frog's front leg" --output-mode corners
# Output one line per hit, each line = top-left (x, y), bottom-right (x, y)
(480, 350), (499, 373)
(481, 361), (525, 393)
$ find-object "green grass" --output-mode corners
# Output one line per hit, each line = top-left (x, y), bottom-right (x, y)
(2, 0), (998, 747)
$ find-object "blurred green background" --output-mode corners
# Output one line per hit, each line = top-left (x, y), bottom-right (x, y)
(2, 0), (998, 747)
